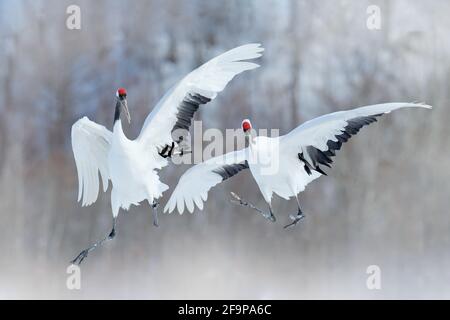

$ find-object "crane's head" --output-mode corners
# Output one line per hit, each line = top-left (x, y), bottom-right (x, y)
(242, 119), (252, 136)
(115, 87), (131, 124)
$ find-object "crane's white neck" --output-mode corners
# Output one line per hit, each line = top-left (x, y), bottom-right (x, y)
(246, 132), (257, 149)
(113, 117), (128, 141)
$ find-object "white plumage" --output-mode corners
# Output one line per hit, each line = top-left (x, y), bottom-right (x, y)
(138, 43), (264, 149)
(72, 118), (111, 207)
(72, 43), (263, 217)
(70, 44), (264, 263)
(165, 149), (249, 214)
(165, 103), (432, 225)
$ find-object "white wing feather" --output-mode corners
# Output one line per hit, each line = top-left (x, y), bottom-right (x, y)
(137, 44), (264, 148)
(71, 117), (112, 206)
(164, 149), (248, 214)
(281, 103), (432, 152)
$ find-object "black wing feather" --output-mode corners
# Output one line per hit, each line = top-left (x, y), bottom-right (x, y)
(172, 93), (212, 138)
(299, 114), (383, 176)
(212, 161), (249, 181)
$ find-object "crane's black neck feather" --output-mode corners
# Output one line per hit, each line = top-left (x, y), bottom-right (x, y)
(114, 100), (121, 125)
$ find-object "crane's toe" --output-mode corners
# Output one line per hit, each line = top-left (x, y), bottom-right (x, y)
(265, 212), (276, 222)
(108, 228), (116, 239)
(71, 249), (89, 265)
(284, 213), (305, 229)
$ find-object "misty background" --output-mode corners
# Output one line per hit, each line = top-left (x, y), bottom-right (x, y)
(0, 0), (449, 299)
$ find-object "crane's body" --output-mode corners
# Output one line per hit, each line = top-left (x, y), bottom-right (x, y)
(108, 121), (168, 217)
(247, 135), (321, 203)
(70, 44), (264, 264)
(165, 103), (432, 228)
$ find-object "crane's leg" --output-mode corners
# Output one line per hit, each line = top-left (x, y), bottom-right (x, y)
(284, 195), (305, 229)
(71, 217), (117, 265)
(230, 192), (276, 222)
(151, 199), (159, 227)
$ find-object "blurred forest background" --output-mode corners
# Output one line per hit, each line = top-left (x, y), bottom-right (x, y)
(0, 0), (449, 299)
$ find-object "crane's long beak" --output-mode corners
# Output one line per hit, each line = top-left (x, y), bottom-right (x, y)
(121, 99), (131, 124)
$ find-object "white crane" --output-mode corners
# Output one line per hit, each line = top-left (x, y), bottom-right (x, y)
(70, 44), (264, 264)
(165, 103), (431, 228)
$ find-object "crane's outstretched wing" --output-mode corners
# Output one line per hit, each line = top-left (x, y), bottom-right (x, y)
(71, 117), (112, 206)
(137, 44), (264, 151)
(281, 103), (432, 177)
(164, 149), (249, 214)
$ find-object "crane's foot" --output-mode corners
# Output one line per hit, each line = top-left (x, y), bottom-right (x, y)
(263, 210), (276, 222)
(70, 221), (117, 265)
(108, 227), (116, 239)
(173, 148), (192, 157)
(230, 192), (276, 223)
(71, 249), (89, 265)
(151, 200), (160, 227)
(283, 211), (305, 229)
(71, 236), (114, 265)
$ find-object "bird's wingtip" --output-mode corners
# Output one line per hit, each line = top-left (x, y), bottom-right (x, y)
(163, 203), (171, 214)
(237, 43), (265, 55)
(246, 42), (264, 49)
(255, 43), (265, 51)
(410, 101), (433, 109)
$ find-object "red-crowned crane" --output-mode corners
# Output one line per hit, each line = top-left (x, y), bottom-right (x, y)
(70, 44), (264, 264)
(164, 103), (431, 228)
